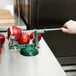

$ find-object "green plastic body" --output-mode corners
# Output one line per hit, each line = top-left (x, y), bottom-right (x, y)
(9, 29), (46, 56)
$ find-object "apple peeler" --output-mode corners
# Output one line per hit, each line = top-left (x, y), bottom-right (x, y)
(8, 28), (60, 56)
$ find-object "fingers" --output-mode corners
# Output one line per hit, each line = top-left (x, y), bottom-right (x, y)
(61, 27), (69, 33)
(60, 20), (71, 33)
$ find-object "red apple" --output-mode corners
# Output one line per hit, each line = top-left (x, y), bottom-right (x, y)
(18, 33), (30, 44)
(30, 32), (34, 39)
(0, 34), (5, 47)
(0, 47), (1, 55)
(7, 26), (22, 40)
(37, 34), (42, 41)
(30, 32), (42, 43)
(33, 38), (40, 43)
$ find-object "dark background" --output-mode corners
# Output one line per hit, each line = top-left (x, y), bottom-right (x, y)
(30, 0), (76, 65)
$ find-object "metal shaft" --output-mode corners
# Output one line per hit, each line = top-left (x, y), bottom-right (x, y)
(45, 28), (61, 31)
(22, 28), (61, 33)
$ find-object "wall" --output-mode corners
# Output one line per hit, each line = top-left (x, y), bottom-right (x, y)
(0, 0), (14, 15)
(0, 0), (14, 5)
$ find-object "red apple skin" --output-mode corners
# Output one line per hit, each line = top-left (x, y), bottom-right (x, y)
(12, 26), (22, 40)
(33, 38), (40, 43)
(33, 34), (41, 43)
(38, 34), (42, 41)
(7, 27), (11, 39)
(7, 26), (22, 40)
(18, 33), (30, 44)
(30, 32), (34, 39)
(0, 34), (5, 47)
(30, 32), (42, 43)
(0, 47), (1, 55)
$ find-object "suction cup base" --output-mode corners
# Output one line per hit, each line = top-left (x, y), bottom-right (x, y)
(20, 48), (39, 56)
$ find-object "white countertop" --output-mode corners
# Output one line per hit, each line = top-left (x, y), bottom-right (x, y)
(0, 33), (66, 76)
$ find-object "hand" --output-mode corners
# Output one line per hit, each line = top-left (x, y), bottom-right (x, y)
(61, 20), (76, 34)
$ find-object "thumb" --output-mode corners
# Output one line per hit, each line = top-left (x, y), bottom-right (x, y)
(61, 27), (69, 33)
